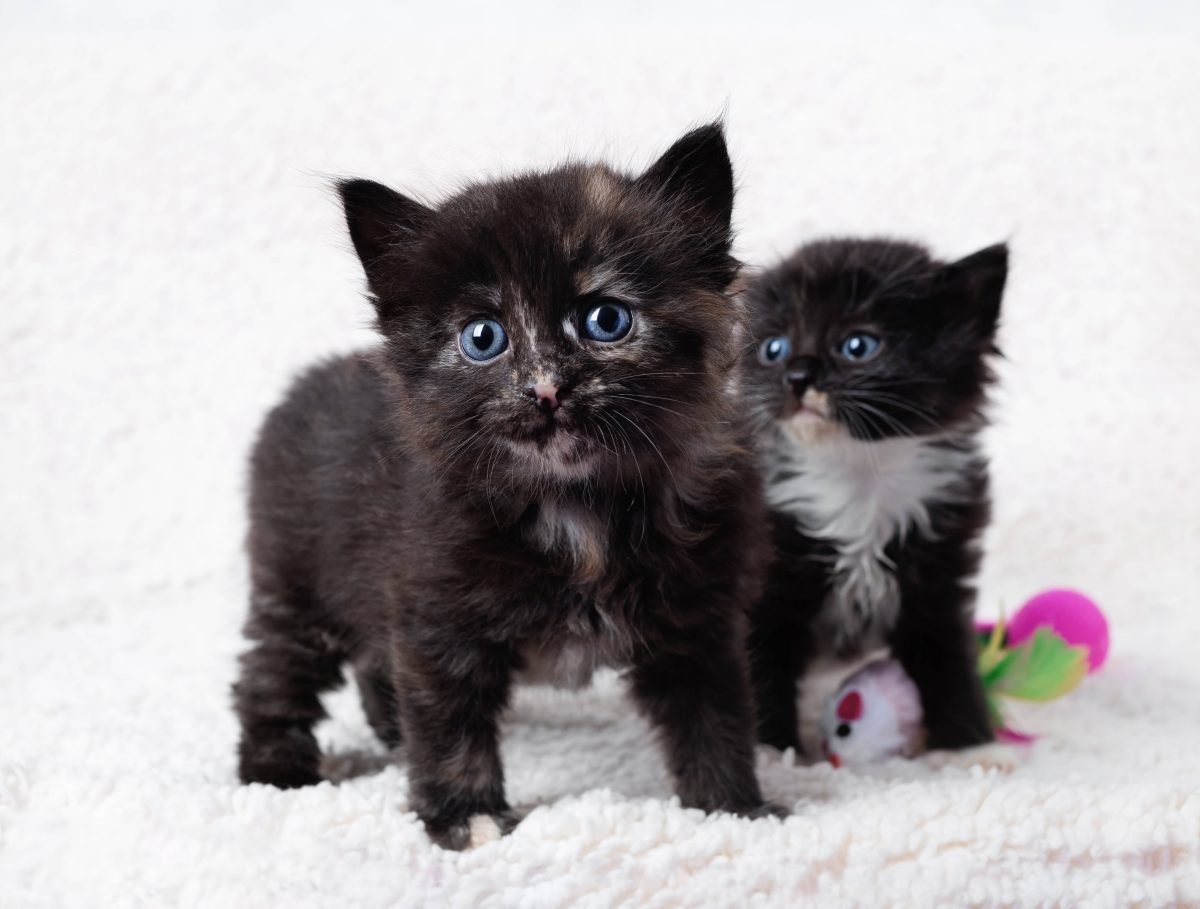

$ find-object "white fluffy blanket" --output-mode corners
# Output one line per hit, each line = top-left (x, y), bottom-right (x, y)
(2, 16), (1199, 908)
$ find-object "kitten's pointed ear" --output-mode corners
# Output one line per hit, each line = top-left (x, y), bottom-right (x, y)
(939, 243), (1009, 340)
(338, 178), (434, 292)
(636, 122), (734, 232)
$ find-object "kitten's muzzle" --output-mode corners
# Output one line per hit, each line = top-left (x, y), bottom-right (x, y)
(785, 356), (821, 398)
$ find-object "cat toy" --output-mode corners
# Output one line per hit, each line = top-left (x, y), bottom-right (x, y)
(819, 588), (1108, 767)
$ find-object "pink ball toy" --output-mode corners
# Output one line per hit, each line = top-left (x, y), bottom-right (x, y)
(1008, 588), (1109, 672)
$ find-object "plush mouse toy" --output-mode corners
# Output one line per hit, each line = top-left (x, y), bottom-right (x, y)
(820, 589), (1107, 767)
(819, 660), (924, 767)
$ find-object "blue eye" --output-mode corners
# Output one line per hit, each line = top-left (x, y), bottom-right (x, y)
(582, 301), (633, 342)
(460, 318), (508, 362)
(759, 336), (791, 364)
(838, 332), (881, 361)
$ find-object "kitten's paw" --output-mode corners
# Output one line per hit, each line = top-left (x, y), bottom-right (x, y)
(702, 798), (789, 820)
(758, 730), (803, 755)
(239, 758), (323, 789)
(424, 810), (521, 851)
(238, 730), (323, 789)
(759, 742), (822, 768)
(924, 742), (1024, 773)
(740, 800), (790, 820)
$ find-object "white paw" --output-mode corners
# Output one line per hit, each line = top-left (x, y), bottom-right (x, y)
(466, 813), (504, 849)
(924, 742), (1024, 773)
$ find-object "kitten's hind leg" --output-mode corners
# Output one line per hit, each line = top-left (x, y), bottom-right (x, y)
(355, 659), (403, 749)
(232, 585), (347, 788)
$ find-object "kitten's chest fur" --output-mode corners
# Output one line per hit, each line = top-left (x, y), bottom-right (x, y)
(515, 497), (619, 688)
(526, 498), (608, 584)
(767, 433), (976, 652)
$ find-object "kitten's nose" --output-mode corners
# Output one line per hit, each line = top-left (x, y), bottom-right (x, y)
(526, 379), (570, 413)
(786, 356), (821, 396)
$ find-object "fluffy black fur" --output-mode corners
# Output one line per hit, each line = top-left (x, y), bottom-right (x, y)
(231, 124), (778, 849)
(741, 238), (1008, 756)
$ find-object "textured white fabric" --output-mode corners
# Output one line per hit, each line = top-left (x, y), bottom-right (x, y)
(2, 18), (1199, 908)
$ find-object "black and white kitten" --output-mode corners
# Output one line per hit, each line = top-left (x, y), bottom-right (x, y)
(742, 238), (1008, 756)
(232, 124), (778, 850)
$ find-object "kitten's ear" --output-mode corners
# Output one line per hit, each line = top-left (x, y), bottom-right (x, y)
(938, 243), (1008, 340)
(636, 122), (734, 232)
(338, 178), (434, 293)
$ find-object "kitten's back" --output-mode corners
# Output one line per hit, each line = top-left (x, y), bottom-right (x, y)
(246, 354), (391, 589)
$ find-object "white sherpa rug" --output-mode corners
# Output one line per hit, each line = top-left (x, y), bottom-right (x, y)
(2, 8), (1199, 907)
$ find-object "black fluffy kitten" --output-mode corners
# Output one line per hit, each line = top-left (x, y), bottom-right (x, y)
(232, 124), (777, 849)
(742, 238), (1008, 756)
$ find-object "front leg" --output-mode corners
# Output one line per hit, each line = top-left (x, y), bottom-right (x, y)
(746, 617), (802, 753)
(749, 512), (830, 756)
(889, 587), (993, 751)
(393, 637), (519, 850)
(630, 629), (778, 817)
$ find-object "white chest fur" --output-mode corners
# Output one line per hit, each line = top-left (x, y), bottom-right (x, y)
(527, 498), (607, 582)
(768, 432), (975, 650)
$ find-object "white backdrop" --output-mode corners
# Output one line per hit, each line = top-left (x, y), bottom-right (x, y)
(2, 3), (1199, 906)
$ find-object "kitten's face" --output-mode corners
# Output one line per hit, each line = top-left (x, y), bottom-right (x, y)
(743, 239), (1007, 446)
(340, 125), (741, 489)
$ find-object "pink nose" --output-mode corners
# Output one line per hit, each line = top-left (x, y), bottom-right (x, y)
(529, 381), (561, 413)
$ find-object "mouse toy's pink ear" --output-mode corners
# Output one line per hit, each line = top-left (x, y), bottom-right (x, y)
(836, 690), (863, 722)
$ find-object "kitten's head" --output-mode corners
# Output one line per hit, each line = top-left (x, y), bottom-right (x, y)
(743, 238), (1007, 446)
(339, 124), (741, 490)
